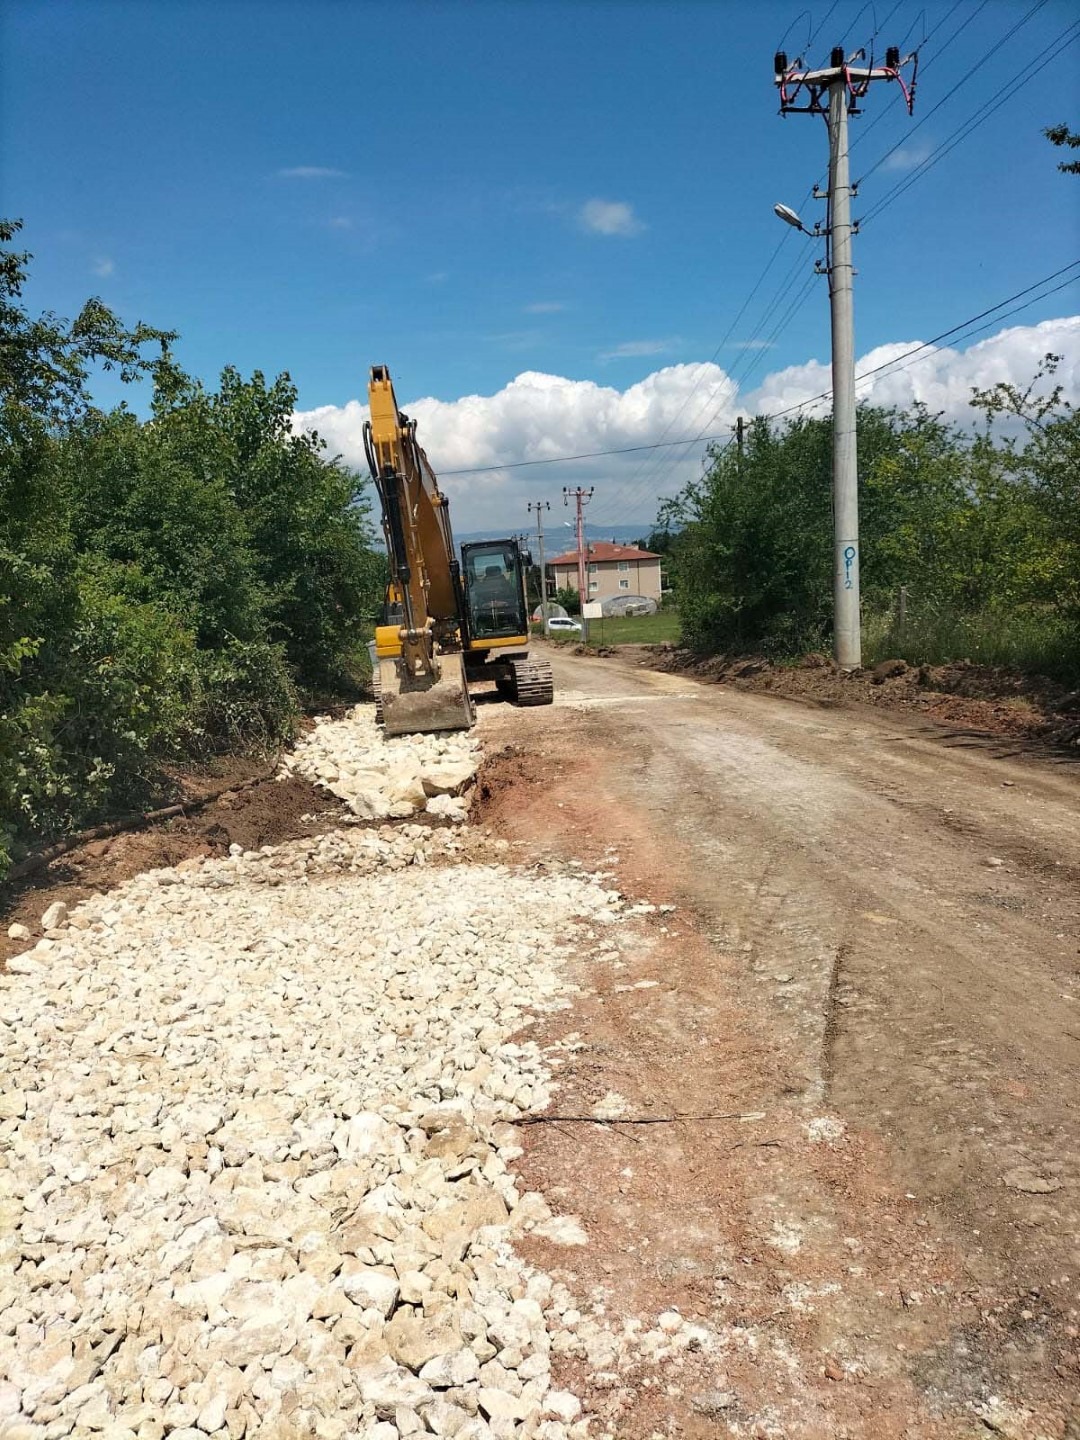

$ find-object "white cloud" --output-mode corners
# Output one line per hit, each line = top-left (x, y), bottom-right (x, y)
(580, 199), (643, 236)
(327, 216), (353, 229)
(294, 316), (1079, 531)
(882, 141), (934, 172)
(598, 339), (678, 360)
(524, 301), (566, 314)
(297, 363), (734, 530)
(277, 166), (347, 179)
(485, 330), (544, 352)
(745, 315), (1080, 422)
(91, 257), (114, 278)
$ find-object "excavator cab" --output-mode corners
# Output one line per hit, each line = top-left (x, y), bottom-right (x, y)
(461, 541), (530, 641)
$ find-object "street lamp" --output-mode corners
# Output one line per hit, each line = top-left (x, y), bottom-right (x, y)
(774, 202), (810, 234)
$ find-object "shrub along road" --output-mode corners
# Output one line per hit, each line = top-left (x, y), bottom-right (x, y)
(476, 645), (1080, 1437)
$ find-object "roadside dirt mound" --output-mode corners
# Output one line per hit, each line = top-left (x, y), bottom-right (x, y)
(0, 769), (348, 969)
(645, 645), (1080, 748)
(472, 742), (552, 822)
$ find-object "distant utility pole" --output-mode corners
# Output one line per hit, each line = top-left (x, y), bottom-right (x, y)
(527, 500), (551, 627)
(774, 43), (917, 669)
(563, 485), (594, 641)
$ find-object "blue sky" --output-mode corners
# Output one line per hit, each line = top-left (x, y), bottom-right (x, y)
(3, 0), (1079, 528)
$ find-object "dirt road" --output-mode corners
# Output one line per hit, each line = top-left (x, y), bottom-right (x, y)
(478, 646), (1080, 1438)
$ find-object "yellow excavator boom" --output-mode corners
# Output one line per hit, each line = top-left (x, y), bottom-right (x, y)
(364, 366), (474, 735)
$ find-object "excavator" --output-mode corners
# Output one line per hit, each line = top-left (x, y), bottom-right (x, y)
(363, 364), (554, 735)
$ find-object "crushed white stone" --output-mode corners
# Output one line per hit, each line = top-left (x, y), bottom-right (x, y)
(1, 716), (733, 1438)
(281, 705), (482, 820)
(805, 1116), (847, 1145)
(590, 1091), (630, 1121)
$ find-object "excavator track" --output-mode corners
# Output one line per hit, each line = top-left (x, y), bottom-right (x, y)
(510, 657), (554, 707)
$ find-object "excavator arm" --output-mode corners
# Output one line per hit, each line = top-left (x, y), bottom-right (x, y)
(363, 366), (474, 734)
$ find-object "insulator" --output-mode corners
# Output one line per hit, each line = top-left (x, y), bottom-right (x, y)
(774, 50), (788, 75)
(886, 45), (900, 69)
(831, 45), (845, 67)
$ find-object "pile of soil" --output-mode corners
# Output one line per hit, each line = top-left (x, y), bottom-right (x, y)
(0, 767), (348, 969)
(642, 645), (1080, 749)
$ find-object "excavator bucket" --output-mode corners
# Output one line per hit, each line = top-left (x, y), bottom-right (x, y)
(377, 651), (475, 735)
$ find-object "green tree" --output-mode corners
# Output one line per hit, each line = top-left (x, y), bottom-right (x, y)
(1045, 123), (1080, 174)
(0, 219), (382, 880)
(207, 367), (384, 686)
(663, 406), (995, 655)
(969, 354), (1080, 617)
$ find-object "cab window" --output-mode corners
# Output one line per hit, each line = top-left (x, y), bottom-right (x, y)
(466, 544), (526, 638)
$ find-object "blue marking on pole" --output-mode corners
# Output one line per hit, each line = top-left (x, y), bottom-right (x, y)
(843, 545), (857, 590)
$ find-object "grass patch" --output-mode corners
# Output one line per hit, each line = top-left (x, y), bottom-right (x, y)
(863, 606), (1080, 683)
(583, 611), (681, 645)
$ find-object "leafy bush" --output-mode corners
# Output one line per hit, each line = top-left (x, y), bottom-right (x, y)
(184, 639), (299, 757)
(0, 219), (382, 881)
(663, 368), (1080, 681)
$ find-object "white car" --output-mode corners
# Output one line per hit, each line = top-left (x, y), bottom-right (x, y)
(545, 616), (583, 636)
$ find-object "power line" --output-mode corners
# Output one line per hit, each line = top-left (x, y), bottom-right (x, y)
(872, 1), (906, 43)
(556, 253), (1080, 524)
(807, 0), (841, 52)
(843, 0), (987, 165)
(440, 436), (717, 477)
(764, 260), (1080, 423)
(585, 0), (992, 525)
(856, 0), (1050, 185)
(604, 261), (1079, 526)
(592, 211), (814, 506)
(440, 263), (1079, 483)
(919, 0), (987, 64)
(590, 268), (821, 527)
(594, 246), (817, 520)
(861, 17), (1080, 224)
(560, 4), (1070, 527)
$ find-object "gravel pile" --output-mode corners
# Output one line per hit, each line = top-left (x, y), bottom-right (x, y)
(0, 828), (608, 1437)
(282, 709), (482, 822)
(1, 716), (723, 1438)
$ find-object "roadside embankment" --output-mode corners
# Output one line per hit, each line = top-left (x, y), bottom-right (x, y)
(642, 645), (1080, 748)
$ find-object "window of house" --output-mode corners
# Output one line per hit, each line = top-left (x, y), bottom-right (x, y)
(619, 579), (630, 590)
(589, 580), (598, 591)
(618, 560), (629, 571)
(588, 563), (597, 574)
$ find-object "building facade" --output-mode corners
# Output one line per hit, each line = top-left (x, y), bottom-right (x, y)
(547, 541), (663, 604)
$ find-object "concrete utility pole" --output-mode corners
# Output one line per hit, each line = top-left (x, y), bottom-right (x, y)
(527, 500), (551, 627)
(563, 486), (594, 642)
(774, 43), (917, 669)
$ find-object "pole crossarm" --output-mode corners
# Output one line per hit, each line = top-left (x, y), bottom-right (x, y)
(775, 47), (918, 116)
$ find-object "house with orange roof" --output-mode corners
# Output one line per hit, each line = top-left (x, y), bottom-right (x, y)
(546, 541), (663, 604)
